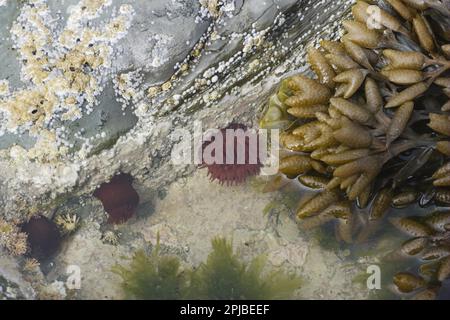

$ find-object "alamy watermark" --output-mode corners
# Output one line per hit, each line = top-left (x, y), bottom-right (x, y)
(367, 265), (381, 290)
(66, 265), (81, 290)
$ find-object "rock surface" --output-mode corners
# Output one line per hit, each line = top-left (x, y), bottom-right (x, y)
(0, 251), (36, 299)
(0, 0), (368, 300)
(0, 0), (351, 219)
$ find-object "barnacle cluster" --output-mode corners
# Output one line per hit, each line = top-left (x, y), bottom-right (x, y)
(0, 0), (134, 161)
(388, 211), (450, 299)
(260, 0), (450, 297)
(0, 218), (28, 256)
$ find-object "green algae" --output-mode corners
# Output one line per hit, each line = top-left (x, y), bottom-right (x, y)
(113, 237), (301, 300)
(186, 237), (301, 300)
(112, 237), (187, 300)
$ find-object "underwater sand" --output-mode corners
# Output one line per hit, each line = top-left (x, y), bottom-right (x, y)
(47, 170), (369, 300)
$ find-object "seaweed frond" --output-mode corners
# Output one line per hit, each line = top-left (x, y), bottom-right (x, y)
(114, 237), (301, 300)
(112, 236), (186, 300)
(186, 237), (301, 300)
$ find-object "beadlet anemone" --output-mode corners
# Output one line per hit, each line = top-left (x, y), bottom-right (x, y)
(200, 123), (262, 185)
(94, 173), (140, 224)
(21, 215), (61, 261)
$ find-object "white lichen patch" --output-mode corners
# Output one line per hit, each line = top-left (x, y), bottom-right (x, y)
(0, 0), (6, 7)
(0, 0), (135, 157)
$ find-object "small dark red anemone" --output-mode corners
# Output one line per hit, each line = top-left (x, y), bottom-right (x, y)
(21, 215), (61, 261)
(93, 173), (140, 224)
(200, 123), (262, 185)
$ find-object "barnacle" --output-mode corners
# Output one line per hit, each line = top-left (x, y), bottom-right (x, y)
(101, 230), (120, 246)
(55, 213), (80, 235)
(22, 258), (40, 274)
(0, 218), (28, 256)
(260, 0), (450, 264)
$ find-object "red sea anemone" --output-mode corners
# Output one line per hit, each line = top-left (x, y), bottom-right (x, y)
(201, 123), (262, 185)
(21, 215), (61, 261)
(94, 173), (140, 224)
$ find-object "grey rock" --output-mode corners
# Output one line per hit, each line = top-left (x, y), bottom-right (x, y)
(0, 251), (35, 300)
(0, 0), (353, 215)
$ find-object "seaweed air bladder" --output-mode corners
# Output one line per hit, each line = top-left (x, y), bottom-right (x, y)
(260, 0), (450, 299)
